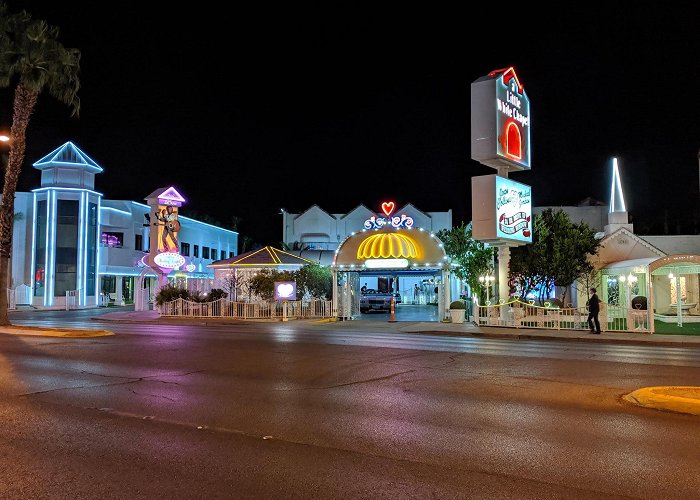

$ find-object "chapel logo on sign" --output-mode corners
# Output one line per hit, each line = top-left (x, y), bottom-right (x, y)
(495, 176), (532, 243)
(363, 201), (414, 230)
(153, 252), (186, 270)
(492, 67), (531, 169)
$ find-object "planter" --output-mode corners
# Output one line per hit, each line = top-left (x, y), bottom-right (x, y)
(449, 309), (465, 324)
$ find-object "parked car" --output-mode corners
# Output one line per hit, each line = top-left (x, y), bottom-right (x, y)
(360, 289), (395, 313)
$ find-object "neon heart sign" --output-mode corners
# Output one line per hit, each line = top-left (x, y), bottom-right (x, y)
(363, 201), (413, 230)
(381, 201), (395, 217)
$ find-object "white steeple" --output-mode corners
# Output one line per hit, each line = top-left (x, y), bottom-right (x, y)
(604, 157), (634, 234)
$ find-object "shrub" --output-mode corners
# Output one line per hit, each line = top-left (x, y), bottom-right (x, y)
(156, 284), (189, 305)
(449, 300), (466, 309)
(207, 289), (228, 302)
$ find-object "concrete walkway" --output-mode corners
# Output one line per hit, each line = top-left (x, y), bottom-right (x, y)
(3, 309), (699, 417)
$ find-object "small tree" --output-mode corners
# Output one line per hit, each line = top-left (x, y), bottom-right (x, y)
(510, 208), (601, 304)
(436, 222), (495, 303)
(293, 264), (332, 299)
(220, 270), (249, 302)
(248, 269), (295, 301)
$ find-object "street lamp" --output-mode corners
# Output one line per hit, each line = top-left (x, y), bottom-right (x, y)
(479, 274), (495, 304)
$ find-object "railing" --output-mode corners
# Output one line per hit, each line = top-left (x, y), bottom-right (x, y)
(160, 298), (334, 320)
(66, 290), (79, 311)
(6, 288), (15, 310)
(475, 299), (652, 333)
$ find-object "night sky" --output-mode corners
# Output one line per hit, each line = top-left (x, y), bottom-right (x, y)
(2, 2), (700, 248)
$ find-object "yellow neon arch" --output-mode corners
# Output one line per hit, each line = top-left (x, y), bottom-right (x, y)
(357, 233), (420, 259)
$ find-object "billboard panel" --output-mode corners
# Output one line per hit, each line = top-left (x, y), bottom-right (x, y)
(471, 67), (531, 171)
(472, 175), (532, 245)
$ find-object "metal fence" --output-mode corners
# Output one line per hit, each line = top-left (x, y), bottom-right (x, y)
(160, 298), (334, 320)
(475, 299), (652, 333)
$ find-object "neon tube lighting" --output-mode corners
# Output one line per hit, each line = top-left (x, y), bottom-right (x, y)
(30, 193), (37, 306)
(610, 157), (627, 213)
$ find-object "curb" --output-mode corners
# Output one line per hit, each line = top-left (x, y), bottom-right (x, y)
(624, 386), (700, 416)
(0, 325), (114, 338)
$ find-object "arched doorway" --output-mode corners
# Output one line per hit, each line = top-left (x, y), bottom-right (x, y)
(331, 226), (451, 321)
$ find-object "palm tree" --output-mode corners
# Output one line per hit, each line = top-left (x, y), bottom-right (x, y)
(0, 3), (80, 324)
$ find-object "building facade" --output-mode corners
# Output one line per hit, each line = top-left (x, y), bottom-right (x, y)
(6, 142), (238, 309)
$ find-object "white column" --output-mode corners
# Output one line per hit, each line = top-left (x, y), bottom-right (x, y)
(116, 277), (123, 306)
(443, 269), (451, 320)
(331, 270), (338, 319)
(497, 246), (510, 302)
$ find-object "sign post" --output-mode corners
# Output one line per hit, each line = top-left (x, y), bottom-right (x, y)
(142, 187), (187, 307)
(471, 67), (533, 304)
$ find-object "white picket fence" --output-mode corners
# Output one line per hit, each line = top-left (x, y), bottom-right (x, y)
(6, 284), (32, 310)
(475, 299), (652, 333)
(160, 298), (334, 320)
(65, 290), (79, 311)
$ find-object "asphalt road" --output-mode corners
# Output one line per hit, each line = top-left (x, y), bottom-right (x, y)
(1, 313), (700, 499)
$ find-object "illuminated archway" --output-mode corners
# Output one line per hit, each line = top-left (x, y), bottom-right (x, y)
(505, 122), (522, 159)
(333, 227), (446, 270)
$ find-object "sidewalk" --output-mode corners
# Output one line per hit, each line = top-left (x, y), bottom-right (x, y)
(90, 309), (700, 347)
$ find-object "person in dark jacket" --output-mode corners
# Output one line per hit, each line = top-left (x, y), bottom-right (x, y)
(587, 287), (601, 334)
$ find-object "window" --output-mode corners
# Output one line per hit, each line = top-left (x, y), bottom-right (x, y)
(229, 251), (235, 258)
(194, 245), (199, 258)
(55, 200), (79, 296)
(135, 234), (143, 251)
(101, 231), (124, 248)
(181, 242), (190, 256)
(211, 249), (217, 261)
(202, 246), (210, 259)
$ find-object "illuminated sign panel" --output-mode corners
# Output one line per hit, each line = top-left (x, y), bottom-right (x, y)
(471, 67), (531, 171)
(275, 281), (296, 300)
(472, 174), (532, 245)
(154, 252), (186, 269)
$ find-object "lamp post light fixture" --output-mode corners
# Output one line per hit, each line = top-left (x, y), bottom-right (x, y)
(479, 274), (495, 304)
(618, 273), (638, 308)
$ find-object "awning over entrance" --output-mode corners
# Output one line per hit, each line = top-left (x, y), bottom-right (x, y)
(332, 227), (447, 271)
(600, 257), (656, 275)
(649, 254), (700, 276)
(600, 255), (700, 276)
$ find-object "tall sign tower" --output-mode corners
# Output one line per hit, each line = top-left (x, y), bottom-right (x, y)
(144, 186), (186, 288)
(471, 67), (532, 302)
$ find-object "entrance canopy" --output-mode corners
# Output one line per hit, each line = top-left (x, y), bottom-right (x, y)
(649, 254), (700, 276)
(332, 227), (447, 272)
(600, 255), (700, 276)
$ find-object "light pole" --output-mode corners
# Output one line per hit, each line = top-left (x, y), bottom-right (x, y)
(479, 274), (495, 304)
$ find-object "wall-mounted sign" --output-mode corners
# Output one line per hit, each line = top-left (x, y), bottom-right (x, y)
(157, 186), (186, 207)
(472, 174), (532, 245)
(185, 263), (196, 272)
(153, 252), (186, 270)
(363, 201), (414, 230)
(275, 281), (296, 300)
(471, 67), (531, 172)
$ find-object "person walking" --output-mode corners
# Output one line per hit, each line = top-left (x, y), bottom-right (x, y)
(587, 287), (601, 334)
